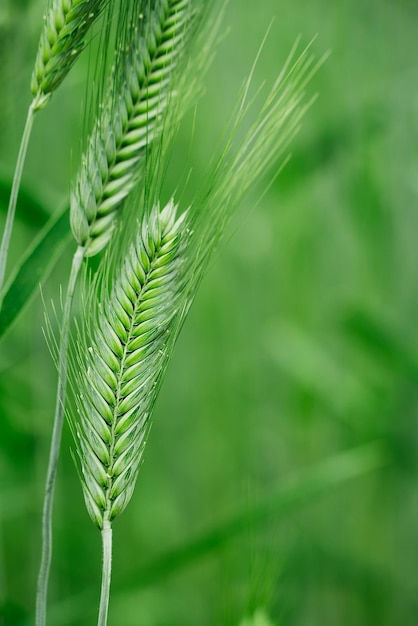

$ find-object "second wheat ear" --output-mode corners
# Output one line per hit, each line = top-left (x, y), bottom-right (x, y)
(70, 0), (192, 257)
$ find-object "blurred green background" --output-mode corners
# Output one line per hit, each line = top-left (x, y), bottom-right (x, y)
(1, 0), (418, 624)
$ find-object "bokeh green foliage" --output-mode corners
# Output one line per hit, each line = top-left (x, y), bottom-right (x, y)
(1, 0), (417, 625)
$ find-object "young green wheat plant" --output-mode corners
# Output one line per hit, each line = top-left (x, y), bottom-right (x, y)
(36, 2), (213, 624)
(68, 38), (321, 624)
(0, 0), (109, 302)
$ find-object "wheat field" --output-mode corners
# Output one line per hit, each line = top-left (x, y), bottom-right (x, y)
(0, 0), (417, 625)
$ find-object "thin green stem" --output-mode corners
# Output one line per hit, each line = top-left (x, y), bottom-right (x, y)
(98, 521), (113, 626)
(0, 102), (36, 306)
(36, 245), (85, 626)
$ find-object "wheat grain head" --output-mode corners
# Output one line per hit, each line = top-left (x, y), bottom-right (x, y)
(31, 0), (109, 110)
(70, 0), (193, 259)
(71, 200), (189, 528)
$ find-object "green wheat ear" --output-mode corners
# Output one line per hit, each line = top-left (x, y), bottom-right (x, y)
(31, 0), (108, 111)
(0, 0), (109, 301)
(70, 0), (192, 258)
(72, 199), (189, 529)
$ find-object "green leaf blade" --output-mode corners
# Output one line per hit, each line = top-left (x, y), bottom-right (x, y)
(0, 207), (71, 339)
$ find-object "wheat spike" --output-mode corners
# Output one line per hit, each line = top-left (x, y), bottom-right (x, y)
(31, 0), (108, 110)
(72, 200), (188, 528)
(70, 0), (192, 258)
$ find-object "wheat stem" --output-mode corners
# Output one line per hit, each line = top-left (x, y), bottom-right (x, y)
(0, 102), (36, 305)
(36, 245), (84, 626)
(98, 520), (112, 626)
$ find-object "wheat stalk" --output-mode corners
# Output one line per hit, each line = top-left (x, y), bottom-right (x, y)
(71, 199), (189, 624)
(70, 0), (192, 258)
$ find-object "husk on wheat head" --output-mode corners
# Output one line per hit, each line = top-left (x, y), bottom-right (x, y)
(72, 199), (189, 528)
(70, 0), (192, 259)
(31, 0), (108, 110)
